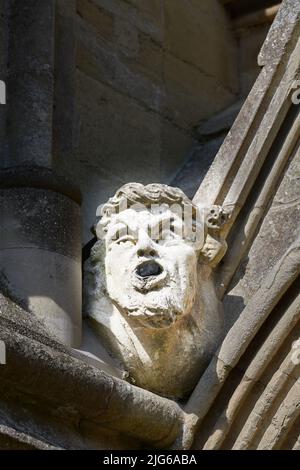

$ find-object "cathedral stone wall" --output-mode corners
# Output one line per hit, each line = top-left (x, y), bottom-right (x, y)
(60, 0), (238, 242)
(1, 0), (297, 452)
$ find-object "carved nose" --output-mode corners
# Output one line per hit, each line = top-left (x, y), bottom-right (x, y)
(137, 248), (157, 257)
(136, 260), (163, 278)
(136, 230), (157, 258)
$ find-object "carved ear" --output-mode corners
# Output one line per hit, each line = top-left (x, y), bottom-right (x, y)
(93, 216), (107, 240)
(199, 205), (230, 268)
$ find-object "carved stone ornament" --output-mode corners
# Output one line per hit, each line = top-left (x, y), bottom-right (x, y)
(84, 183), (229, 399)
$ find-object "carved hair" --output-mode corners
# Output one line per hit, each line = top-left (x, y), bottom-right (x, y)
(94, 182), (229, 265)
(99, 183), (197, 219)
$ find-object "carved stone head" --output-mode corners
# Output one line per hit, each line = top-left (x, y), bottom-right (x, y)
(84, 183), (228, 399)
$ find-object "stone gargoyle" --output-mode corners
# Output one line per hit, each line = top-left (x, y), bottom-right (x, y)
(83, 183), (229, 399)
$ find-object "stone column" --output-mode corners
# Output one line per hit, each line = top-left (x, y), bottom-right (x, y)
(0, 0), (82, 347)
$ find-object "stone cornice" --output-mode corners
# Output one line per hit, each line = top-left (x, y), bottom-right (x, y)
(0, 293), (184, 449)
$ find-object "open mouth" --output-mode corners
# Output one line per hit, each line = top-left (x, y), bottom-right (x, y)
(135, 260), (163, 278)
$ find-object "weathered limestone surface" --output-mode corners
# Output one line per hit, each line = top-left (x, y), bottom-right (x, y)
(173, 2), (281, 201)
(63, 0), (239, 242)
(0, 1), (83, 348)
(0, 186), (82, 347)
(171, 135), (227, 199)
(5, 0), (55, 168)
(179, 0), (300, 451)
(84, 183), (228, 399)
(0, 292), (184, 449)
(0, 0), (299, 452)
(225, 135), (300, 328)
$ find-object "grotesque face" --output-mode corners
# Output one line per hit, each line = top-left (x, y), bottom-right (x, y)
(104, 206), (200, 328)
(84, 184), (228, 398)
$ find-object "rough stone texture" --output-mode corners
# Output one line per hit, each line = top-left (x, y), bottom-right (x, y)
(0, 166), (82, 203)
(224, 141), (300, 329)
(0, 0), (298, 452)
(52, 0), (77, 174)
(74, 68), (200, 242)
(172, 12), (276, 198)
(172, 5), (277, 204)
(0, 188), (81, 260)
(5, 0), (55, 167)
(180, 0), (300, 451)
(238, 24), (271, 96)
(0, 188), (82, 347)
(0, 424), (60, 450)
(196, 100), (243, 138)
(171, 100), (244, 199)
(164, 0), (238, 93)
(258, 0), (300, 67)
(0, 291), (184, 449)
(55, 0), (238, 242)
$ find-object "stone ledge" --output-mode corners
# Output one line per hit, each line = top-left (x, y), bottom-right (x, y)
(0, 424), (60, 450)
(0, 293), (184, 448)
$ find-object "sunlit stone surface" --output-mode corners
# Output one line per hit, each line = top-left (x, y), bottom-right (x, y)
(84, 183), (228, 399)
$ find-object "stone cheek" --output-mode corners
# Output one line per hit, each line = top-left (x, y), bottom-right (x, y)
(0, 187), (82, 348)
(104, 209), (198, 329)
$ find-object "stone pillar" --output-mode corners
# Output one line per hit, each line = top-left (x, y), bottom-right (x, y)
(0, 1), (82, 347)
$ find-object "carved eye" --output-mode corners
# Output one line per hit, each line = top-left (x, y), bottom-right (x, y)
(116, 236), (136, 245)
